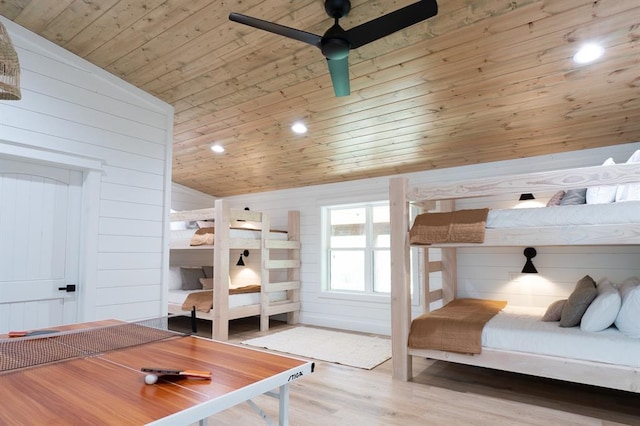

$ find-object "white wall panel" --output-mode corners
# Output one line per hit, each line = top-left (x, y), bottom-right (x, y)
(171, 182), (216, 211)
(98, 253), (163, 271)
(102, 166), (165, 191)
(98, 269), (163, 288)
(95, 301), (160, 321)
(96, 285), (160, 306)
(99, 235), (162, 254)
(101, 182), (164, 206)
(99, 217), (163, 237)
(99, 199), (164, 221)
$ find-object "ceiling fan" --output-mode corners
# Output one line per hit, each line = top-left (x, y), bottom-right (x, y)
(229, 0), (438, 97)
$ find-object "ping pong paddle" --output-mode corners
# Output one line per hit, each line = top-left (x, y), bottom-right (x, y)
(8, 330), (59, 338)
(141, 368), (212, 379)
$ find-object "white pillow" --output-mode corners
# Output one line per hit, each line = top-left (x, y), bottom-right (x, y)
(615, 150), (640, 202)
(614, 277), (640, 338)
(580, 279), (621, 332)
(586, 157), (617, 204)
(168, 266), (183, 290)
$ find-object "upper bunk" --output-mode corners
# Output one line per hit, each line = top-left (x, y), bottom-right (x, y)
(390, 159), (640, 247)
(170, 203), (289, 251)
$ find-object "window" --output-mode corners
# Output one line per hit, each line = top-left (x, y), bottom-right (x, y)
(325, 202), (390, 294)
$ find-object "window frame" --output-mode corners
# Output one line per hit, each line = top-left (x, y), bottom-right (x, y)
(323, 201), (390, 296)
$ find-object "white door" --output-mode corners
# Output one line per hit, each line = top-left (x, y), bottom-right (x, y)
(0, 158), (82, 333)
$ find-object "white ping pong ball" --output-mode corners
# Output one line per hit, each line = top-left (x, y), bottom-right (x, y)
(145, 374), (158, 385)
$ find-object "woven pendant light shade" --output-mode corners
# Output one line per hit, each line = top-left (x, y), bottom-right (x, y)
(0, 21), (21, 100)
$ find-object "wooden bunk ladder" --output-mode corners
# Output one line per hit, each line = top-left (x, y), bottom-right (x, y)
(261, 211), (302, 332)
(424, 199), (457, 308)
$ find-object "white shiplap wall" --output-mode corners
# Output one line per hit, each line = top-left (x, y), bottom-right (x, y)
(0, 18), (174, 322)
(171, 182), (216, 211)
(218, 142), (640, 336)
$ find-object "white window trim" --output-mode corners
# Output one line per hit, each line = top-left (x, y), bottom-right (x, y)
(323, 201), (390, 295)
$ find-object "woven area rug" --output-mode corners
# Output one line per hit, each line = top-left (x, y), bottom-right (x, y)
(241, 326), (391, 370)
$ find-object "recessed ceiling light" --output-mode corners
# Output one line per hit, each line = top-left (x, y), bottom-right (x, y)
(210, 144), (225, 153)
(291, 122), (307, 134)
(573, 43), (604, 64)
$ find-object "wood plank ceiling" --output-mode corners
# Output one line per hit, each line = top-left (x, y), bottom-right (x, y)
(1, 0), (639, 197)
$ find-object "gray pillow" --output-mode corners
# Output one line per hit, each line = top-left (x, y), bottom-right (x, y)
(202, 266), (214, 278)
(559, 188), (587, 205)
(180, 267), (205, 290)
(560, 275), (597, 327)
(542, 299), (566, 321)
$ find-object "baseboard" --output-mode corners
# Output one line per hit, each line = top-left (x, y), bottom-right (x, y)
(299, 313), (390, 336)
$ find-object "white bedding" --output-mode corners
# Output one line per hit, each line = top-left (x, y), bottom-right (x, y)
(486, 201), (640, 229)
(168, 289), (286, 310)
(169, 228), (288, 249)
(483, 306), (640, 368)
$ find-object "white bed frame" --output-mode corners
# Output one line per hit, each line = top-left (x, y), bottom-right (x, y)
(389, 162), (640, 393)
(169, 199), (301, 340)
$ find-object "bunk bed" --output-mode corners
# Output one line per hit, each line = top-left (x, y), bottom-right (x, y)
(169, 199), (301, 340)
(389, 160), (640, 393)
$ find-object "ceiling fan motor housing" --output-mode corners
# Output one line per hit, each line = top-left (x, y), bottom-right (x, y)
(321, 26), (350, 60)
(324, 0), (351, 19)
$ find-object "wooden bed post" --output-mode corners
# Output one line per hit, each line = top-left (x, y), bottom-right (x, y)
(390, 177), (412, 381)
(260, 211), (270, 332)
(213, 199), (231, 341)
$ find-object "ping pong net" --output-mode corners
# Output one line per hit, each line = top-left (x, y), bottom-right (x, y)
(0, 318), (187, 374)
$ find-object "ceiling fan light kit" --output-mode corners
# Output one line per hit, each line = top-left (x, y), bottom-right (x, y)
(230, 0), (438, 97)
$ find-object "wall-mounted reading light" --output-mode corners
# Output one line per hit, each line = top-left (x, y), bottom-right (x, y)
(519, 193), (535, 201)
(236, 249), (250, 266)
(522, 247), (538, 273)
(237, 207), (250, 222)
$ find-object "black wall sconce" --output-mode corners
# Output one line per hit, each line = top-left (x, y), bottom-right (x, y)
(236, 249), (250, 266)
(522, 247), (538, 273)
(519, 193), (535, 201)
(237, 207), (250, 222)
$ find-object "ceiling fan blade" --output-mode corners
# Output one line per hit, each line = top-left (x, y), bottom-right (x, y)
(327, 57), (350, 97)
(345, 0), (438, 49)
(229, 13), (322, 48)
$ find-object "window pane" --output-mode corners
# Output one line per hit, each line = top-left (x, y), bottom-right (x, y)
(373, 249), (390, 293)
(373, 205), (390, 248)
(373, 205), (389, 223)
(330, 207), (365, 248)
(330, 234), (365, 248)
(330, 250), (364, 291)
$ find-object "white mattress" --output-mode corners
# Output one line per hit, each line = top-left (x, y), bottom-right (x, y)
(485, 201), (640, 228)
(482, 306), (640, 368)
(169, 228), (287, 249)
(168, 289), (286, 310)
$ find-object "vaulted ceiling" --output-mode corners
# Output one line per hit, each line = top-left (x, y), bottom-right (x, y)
(1, 0), (639, 197)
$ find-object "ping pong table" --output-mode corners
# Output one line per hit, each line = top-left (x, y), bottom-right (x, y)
(0, 319), (314, 425)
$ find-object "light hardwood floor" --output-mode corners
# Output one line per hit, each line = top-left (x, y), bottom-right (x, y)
(177, 318), (640, 426)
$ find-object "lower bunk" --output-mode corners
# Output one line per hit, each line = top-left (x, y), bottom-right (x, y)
(167, 286), (288, 322)
(403, 303), (640, 393)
